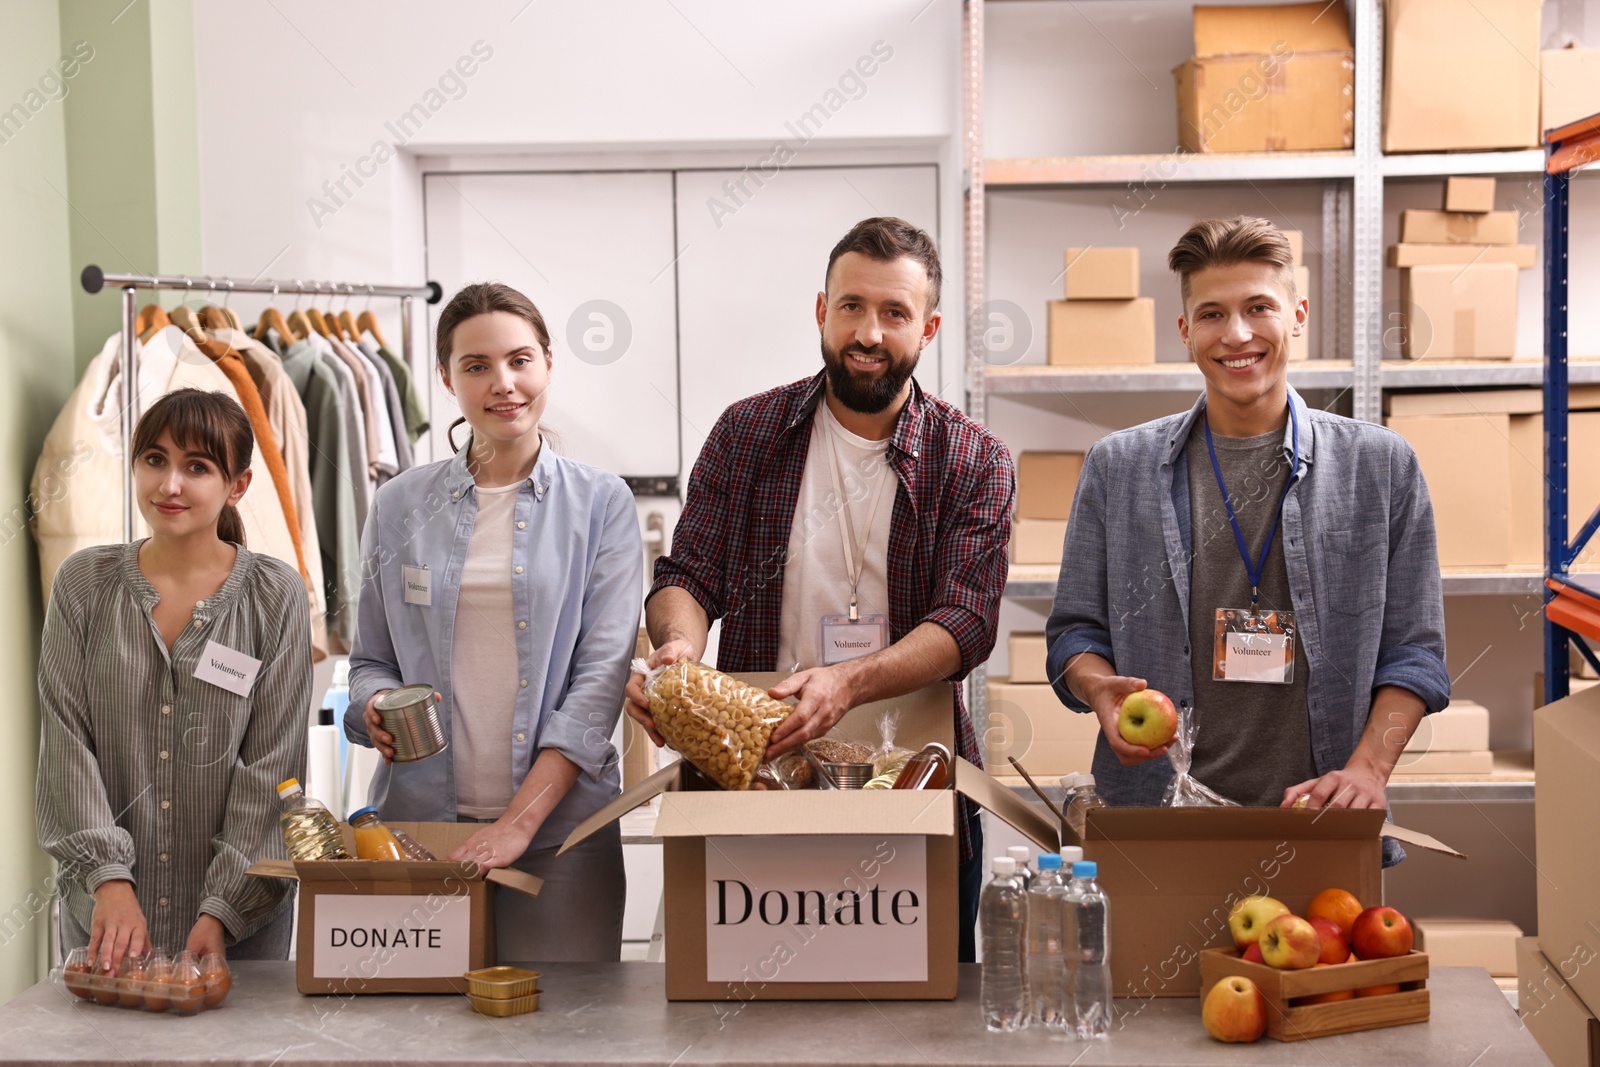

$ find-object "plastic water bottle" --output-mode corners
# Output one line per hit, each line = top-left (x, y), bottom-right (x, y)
(1068, 860), (1112, 1038)
(1060, 773), (1108, 840)
(1007, 845), (1035, 890)
(1027, 853), (1070, 1030)
(980, 856), (1030, 1032)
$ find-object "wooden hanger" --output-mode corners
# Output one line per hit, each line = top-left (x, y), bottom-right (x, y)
(256, 306), (301, 346)
(306, 308), (332, 338)
(169, 304), (207, 343)
(356, 309), (387, 348)
(339, 310), (361, 342)
(287, 308), (315, 341)
(223, 306), (244, 332)
(136, 304), (170, 342)
(198, 305), (232, 332)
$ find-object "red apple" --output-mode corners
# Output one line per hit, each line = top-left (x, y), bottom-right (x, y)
(1228, 895), (1290, 948)
(1241, 943), (1264, 964)
(1259, 913), (1321, 970)
(1117, 689), (1179, 749)
(1202, 975), (1267, 1043)
(1349, 906), (1413, 960)
(1309, 916), (1349, 965)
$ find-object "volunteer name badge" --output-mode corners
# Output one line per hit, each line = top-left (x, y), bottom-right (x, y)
(402, 564), (432, 606)
(193, 639), (262, 697)
(1213, 608), (1295, 684)
(820, 613), (889, 665)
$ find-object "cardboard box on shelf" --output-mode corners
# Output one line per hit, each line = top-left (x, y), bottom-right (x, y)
(1385, 411), (1512, 566)
(1384, 386), (1600, 417)
(1518, 937), (1600, 1067)
(1016, 451), (1085, 521)
(985, 678), (1098, 774)
(1383, 0), (1542, 153)
(1509, 411), (1600, 567)
(1413, 919), (1522, 976)
(1283, 229), (1304, 265)
(1391, 749), (1495, 775)
(1542, 48), (1600, 136)
(1403, 700), (1490, 753)
(1399, 209), (1520, 245)
(1006, 632), (1050, 685)
(1038, 801), (1460, 998)
(1444, 176), (1497, 213)
(1010, 517), (1068, 566)
(562, 680), (1060, 1001)
(1399, 263), (1518, 360)
(1176, 52), (1354, 153)
(1289, 265), (1310, 361)
(1535, 672), (1600, 709)
(1064, 247), (1139, 300)
(1387, 243), (1536, 268)
(1047, 298), (1155, 365)
(244, 824), (543, 995)
(1534, 682), (1600, 1014)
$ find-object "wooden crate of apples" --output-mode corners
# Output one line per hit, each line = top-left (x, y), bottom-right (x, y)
(1199, 890), (1427, 1043)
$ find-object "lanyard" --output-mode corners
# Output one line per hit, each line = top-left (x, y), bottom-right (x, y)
(1203, 405), (1300, 605)
(823, 414), (891, 620)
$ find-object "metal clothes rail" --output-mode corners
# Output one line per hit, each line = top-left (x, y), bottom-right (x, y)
(1542, 117), (1600, 703)
(79, 266), (442, 542)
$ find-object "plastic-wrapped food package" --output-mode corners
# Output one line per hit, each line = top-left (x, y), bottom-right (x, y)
(1161, 705), (1239, 808)
(634, 659), (794, 791)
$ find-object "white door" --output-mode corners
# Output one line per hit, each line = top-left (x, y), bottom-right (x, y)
(422, 171), (683, 478)
(672, 165), (942, 472)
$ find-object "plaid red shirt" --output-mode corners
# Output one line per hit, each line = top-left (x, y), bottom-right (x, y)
(652, 372), (1016, 860)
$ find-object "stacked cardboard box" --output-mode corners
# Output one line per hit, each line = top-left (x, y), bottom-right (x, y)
(1529, 684), (1600, 1063)
(1395, 699), (1492, 775)
(1384, 0), (1541, 153)
(1010, 451), (1084, 564)
(1519, 937), (1600, 1067)
(1174, 2), (1353, 154)
(987, 676), (1099, 777)
(1048, 248), (1154, 365)
(1414, 919), (1522, 975)
(1389, 178), (1529, 361)
(1542, 46), (1600, 135)
(1284, 230), (1311, 362)
(1385, 387), (1600, 568)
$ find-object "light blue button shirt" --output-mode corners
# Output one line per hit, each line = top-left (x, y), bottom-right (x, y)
(346, 439), (643, 852)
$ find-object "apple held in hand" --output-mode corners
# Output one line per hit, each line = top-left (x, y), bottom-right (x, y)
(1202, 976), (1267, 1043)
(1117, 689), (1179, 748)
(1350, 906), (1413, 960)
(1259, 913), (1322, 970)
(1228, 895), (1291, 948)
(1308, 917), (1350, 966)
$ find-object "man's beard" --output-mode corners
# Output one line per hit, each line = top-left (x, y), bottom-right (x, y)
(822, 339), (918, 415)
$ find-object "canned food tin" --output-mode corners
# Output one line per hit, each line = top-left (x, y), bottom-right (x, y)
(374, 684), (447, 762)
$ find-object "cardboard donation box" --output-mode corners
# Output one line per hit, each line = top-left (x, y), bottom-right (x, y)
(1519, 937), (1600, 1067)
(1175, 2), (1354, 153)
(1036, 801), (1460, 999)
(561, 679), (1057, 1001)
(245, 823), (543, 995)
(1533, 682), (1600, 1017)
(1384, 0), (1542, 152)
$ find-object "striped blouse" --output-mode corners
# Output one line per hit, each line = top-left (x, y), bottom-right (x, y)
(36, 541), (311, 952)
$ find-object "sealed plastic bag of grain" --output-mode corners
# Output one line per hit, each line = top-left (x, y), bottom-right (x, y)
(633, 659), (795, 791)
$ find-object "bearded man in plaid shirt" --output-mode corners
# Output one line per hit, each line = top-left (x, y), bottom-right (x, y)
(625, 217), (1016, 961)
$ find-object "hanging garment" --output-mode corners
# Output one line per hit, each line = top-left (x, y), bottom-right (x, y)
(331, 335), (398, 483)
(369, 337), (430, 446)
(356, 337), (414, 472)
(31, 328), (303, 617)
(302, 333), (372, 533)
(316, 333), (383, 487)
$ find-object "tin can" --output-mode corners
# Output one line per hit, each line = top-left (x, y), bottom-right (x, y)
(373, 684), (447, 762)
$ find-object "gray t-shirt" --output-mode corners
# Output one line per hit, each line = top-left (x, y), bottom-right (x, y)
(1185, 417), (1315, 805)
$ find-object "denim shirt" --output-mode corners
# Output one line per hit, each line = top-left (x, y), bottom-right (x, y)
(1045, 389), (1449, 866)
(346, 440), (643, 852)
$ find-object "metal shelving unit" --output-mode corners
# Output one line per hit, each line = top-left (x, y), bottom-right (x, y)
(1002, 564), (1598, 600)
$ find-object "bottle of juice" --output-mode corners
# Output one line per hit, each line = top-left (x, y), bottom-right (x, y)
(348, 806), (404, 860)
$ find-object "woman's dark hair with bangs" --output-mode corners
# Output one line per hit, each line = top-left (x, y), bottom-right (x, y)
(131, 389), (254, 546)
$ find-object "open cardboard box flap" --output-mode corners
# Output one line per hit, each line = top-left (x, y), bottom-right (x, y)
(245, 820), (543, 896)
(1073, 806), (1461, 856)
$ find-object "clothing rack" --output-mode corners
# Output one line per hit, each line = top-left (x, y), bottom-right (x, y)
(79, 265), (443, 541)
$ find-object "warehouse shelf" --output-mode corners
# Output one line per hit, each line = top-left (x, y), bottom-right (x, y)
(986, 360), (1354, 394)
(1379, 150), (1545, 178)
(1382, 358), (1600, 388)
(984, 151), (1357, 188)
(1004, 565), (1600, 600)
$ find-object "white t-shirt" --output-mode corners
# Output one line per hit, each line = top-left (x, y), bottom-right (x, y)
(451, 480), (523, 817)
(775, 402), (898, 671)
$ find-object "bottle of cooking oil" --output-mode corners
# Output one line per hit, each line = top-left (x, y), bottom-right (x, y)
(277, 778), (352, 861)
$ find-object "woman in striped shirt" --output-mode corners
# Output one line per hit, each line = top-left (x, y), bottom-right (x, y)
(37, 389), (311, 973)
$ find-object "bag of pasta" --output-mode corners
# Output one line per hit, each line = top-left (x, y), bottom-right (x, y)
(633, 658), (795, 791)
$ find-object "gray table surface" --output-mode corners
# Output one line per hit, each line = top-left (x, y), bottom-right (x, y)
(0, 962), (1551, 1067)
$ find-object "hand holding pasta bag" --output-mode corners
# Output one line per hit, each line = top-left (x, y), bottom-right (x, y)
(631, 658), (795, 791)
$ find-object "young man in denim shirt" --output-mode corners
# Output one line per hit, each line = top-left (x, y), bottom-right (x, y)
(1045, 216), (1448, 866)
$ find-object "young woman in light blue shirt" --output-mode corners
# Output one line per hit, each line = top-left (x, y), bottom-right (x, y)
(346, 282), (642, 962)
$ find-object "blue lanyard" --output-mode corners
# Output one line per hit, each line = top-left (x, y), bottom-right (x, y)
(1203, 405), (1299, 606)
